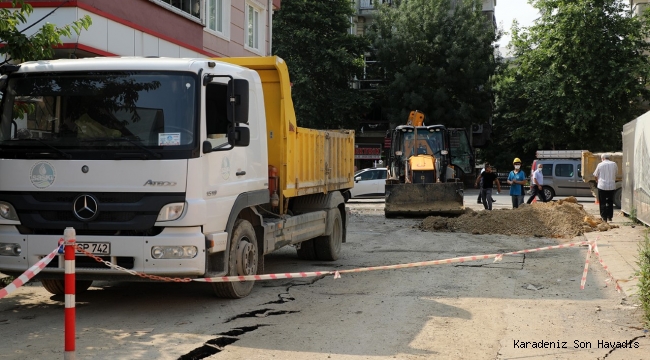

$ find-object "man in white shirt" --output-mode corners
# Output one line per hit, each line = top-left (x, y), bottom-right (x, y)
(593, 153), (618, 222)
(526, 163), (547, 203)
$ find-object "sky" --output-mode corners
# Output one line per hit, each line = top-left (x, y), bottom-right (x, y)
(495, 0), (540, 56)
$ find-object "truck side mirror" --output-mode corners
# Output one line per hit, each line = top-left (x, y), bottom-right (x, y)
(227, 79), (249, 125)
(231, 126), (250, 147)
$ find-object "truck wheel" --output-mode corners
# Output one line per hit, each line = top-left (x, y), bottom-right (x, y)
(343, 191), (351, 203)
(296, 239), (317, 260)
(40, 279), (93, 295)
(614, 188), (622, 209)
(314, 210), (342, 261)
(542, 186), (555, 202)
(212, 219), (258, 299)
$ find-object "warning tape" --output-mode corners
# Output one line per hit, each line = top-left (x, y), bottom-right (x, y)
(195, 240), (595, 283)
(589, 237), (623, 292)
(0, 239), (619, 294)
(0, 244), (61, 300)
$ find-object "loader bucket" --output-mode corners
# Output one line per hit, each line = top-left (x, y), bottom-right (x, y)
(384, 182), (464, 217)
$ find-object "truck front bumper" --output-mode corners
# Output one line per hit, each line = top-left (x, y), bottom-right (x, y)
(0, 225), (207, 279)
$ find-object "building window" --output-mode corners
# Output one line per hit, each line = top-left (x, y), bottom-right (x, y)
(206, 0), (230, 37)
(245, 2), (263, 52)
(153, 0), (202, 19)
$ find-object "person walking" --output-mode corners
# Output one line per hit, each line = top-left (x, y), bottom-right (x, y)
(526, 163), (547, 204)
(593, 153), (618, 222)
(507, 157), (526, 208)
(476, 164), (496, 204)
(475, 165), (501, 210)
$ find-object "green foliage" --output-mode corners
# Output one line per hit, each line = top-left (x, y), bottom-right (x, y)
(368, 0), (499, 128)
(637, 230), (650, 329)
(272, 0), (371, 129)
(492, 0), (650, 153)
(0, 0), (92, 64)
(0, 275), (12, 288)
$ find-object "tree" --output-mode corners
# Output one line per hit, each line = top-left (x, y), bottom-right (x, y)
(368, 0), (499, 128)
(492, 0), (650, 153)
(1, 0), (92, 65)
(272, 0), (371, 129)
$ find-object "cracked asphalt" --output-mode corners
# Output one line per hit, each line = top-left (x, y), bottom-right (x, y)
(0, 197), (648, 359)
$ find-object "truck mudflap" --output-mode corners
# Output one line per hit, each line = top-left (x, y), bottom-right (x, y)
(384, 182), (464, 217)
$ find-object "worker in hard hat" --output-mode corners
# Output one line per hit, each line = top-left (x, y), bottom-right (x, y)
(506, 157), (527, 208)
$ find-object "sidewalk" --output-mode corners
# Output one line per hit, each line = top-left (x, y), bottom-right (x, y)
(465, 189), (647, 298)
(582, 214), (646, 298)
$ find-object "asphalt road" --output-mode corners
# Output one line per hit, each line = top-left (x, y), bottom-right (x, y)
(0, 194), (647, 360)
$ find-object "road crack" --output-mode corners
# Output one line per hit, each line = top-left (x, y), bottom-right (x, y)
(261, 292), (295, 305)
(178, 325), (269, 360)
(225, 308), (299, 323)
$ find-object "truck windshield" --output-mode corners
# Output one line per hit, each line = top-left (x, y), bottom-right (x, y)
(0, 71), (197, 158)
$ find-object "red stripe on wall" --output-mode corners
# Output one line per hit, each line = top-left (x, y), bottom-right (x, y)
(0, 1), (78, 8)
(55, 43), (116, 57)
(2, 1), (219, 58)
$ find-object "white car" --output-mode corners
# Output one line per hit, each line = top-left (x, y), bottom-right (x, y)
(344, 167), (387, 202)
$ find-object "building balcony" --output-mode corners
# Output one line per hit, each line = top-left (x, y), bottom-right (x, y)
(357, 0), (392, 19)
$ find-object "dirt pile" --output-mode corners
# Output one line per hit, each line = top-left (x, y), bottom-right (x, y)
(419, 197), (618, 238)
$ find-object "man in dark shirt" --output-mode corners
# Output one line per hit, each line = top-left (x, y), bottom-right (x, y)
(475, 165), (501, 210)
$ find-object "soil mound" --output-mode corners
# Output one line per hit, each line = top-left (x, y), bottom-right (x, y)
(419, 197), (617, 238)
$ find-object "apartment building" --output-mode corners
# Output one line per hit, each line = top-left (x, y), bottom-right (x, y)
(1, 0), (281, 60)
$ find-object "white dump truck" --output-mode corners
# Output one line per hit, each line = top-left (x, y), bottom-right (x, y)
(0, 56), (354, 298)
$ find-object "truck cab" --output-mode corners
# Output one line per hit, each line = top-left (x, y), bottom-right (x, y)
(0, 57), (353, 298)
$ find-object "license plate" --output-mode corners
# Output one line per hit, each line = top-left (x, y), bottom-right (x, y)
(75, 242), (110, 255)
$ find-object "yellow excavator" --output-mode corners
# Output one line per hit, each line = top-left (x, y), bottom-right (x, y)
(384, 110), (474, 217)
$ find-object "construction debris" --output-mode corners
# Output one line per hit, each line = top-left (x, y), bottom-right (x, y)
(419, 197), (618, 238)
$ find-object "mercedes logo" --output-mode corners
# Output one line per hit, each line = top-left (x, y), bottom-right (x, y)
(73, 194), (99, 221)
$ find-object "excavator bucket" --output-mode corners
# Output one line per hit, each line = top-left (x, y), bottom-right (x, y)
(384, 182), (464, 217)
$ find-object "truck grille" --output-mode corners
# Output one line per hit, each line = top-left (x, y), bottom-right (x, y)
(0, 191), (185, 235)
(46, 255), (135, 270)
(39, 211), (137, 222)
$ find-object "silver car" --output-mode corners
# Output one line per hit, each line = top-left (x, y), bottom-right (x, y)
(532, 159), (592, 201)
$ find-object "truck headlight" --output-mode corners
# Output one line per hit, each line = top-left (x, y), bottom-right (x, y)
(0, 243), (22, 256)
(0, 202), (18, 221)
(151, 246), (198, 259)
(157, 202), (185, 222)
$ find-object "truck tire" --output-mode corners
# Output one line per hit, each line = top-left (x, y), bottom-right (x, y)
(212, 219), (258, 299)
(542, 186), (555, 202)
(40, 279), (93, 295)
(314, 210), (342, 261)
(343, 191), (351, 203)
(614, 188), (622, 209)
(296, 239), (317, 260)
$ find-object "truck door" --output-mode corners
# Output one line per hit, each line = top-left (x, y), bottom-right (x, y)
(201, 80), (252, 234)
(448, 129), (474, 176)
(575, 162), (593, 196)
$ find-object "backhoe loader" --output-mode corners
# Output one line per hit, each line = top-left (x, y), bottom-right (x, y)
(384, 110), (474, 217)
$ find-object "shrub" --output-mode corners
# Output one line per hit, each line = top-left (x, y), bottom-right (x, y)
(637, 230), (650, 328)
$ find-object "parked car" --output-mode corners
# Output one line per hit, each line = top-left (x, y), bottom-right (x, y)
(343, 167), (387, 201)
(530, 158), (592, 201)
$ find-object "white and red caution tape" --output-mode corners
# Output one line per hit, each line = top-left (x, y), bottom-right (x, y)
(195, 240), (597, 283)
(590, 239), (623, 292)
(0, 239), (618, 294)
(193, 271), (335, 283)
(0, 244), (61, 300)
